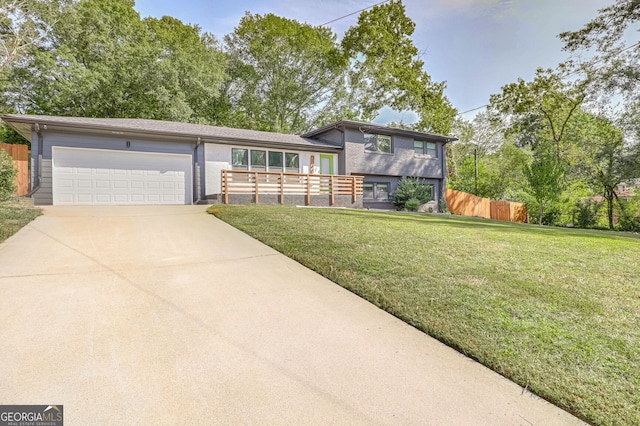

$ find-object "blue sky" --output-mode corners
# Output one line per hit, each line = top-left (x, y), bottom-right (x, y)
(133, 0), (612, 123)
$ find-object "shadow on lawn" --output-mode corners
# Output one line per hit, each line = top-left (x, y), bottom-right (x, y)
(324, 209), (640, 242)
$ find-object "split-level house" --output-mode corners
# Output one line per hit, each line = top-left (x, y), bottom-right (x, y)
(1, 115), (456, 209)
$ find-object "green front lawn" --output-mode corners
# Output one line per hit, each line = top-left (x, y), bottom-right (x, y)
(0, 198), (42, 243)
(208, 205), (640, 426)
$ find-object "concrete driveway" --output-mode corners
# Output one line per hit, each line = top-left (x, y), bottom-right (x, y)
(0, 206), (584, 425)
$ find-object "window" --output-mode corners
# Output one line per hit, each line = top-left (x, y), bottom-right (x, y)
(364, 134), (392, 153)
(285, 152), (299, 172)
(363, 182), (390, 201)
(250, 150), (266, 170)
(414, 140), (437, 157)
(232, 148), (248, 169)
(268, 151), (283, 170)
(234, 148), (301, 172)
(421, 183), (434, 200)
(426, 142), (437, 157)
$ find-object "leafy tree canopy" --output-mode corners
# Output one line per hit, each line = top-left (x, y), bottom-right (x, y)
(342, 0), (456, 134)
(522, 144), (566, 225)
(560, 0), (640, 106)
(571, 110), (640, 228)
(4, 0), (226, 123)
(489, 68), (586, 161)
(222, 12), (347, 134)
(2, 0), (455, 137)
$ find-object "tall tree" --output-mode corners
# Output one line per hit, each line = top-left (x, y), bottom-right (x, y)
(0, 0), (62, 76)
(489, 68), (586, 162)
(523, 145), (566, 225)
(573, 112), (640, 229)
(5, 0), (226, 122)
(448, 113), (527, 199)
(448, 140), (528, 200)
(9, 0), (156, 116)
(223, 12), (347, 133)
(145, 16), (226, 124)
(560, 0), (640, 107)
(0, 0), (67, 144)
(341, 0), (456, 134)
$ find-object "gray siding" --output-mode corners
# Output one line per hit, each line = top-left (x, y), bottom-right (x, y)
(195, 142), (205, 203)
(31, 130), (197, 205)
(343, 128), (445, 178)
(314, 129), (346, 175)
(340, 128), (447, 211)
(315, 129), (343, 145)
(34, 159), (52, 205)
(359, 175), (442, 210)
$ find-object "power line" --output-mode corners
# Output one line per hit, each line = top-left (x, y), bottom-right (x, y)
(319, 0), (391, 26)
(456, 40), (640, 117)
(561, 40), (640, 79)
(458, 105), (488, 116)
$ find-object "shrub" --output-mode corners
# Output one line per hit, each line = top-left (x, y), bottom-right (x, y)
(573, 199), (602, 228)
(525, 198), (563, 226)
(528, 202), (563, 226)
(616, 197), (640, 232)
(541, 204), (562, 226)
(440, 192), (449, 213)
(392, 178), (434, 210)
(405, 198), (421, 212)
(0, 150), (17, 201)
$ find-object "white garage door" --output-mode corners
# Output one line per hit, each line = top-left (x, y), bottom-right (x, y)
(53, 147), (192, 205)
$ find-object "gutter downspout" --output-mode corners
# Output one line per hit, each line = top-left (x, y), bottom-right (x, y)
(26, 123), (43, 197)
(334, 125), (346, 176)
(193, 137), (201, 204)
(441, 142), (448, 213)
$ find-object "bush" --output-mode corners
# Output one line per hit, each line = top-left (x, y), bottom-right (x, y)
(541, 204), (562, 226)
(525, 198), (563, 226)
(0, 150), (17, 201)
(405, 198), (421, 212)
(440, 192), (449, 213)
(616, 197), (640, 232)
(573, 199), (602, 228)
(392, 178), (434, 210)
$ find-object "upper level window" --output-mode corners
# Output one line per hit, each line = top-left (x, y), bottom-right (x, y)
(414, 140), (437, 157)
(364, 134), (392, 153)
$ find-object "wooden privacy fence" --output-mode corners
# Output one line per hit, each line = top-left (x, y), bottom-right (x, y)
(0, 143), (29, 196)
(490, 200), (510, 221)
(446, 188), (489, 219)
(221, 170), (363, 205)
(446, 188), (527, 223)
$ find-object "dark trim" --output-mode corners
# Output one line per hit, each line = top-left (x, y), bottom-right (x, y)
(303, 120), (457, 143)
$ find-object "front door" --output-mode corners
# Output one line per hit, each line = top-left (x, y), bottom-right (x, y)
(320, 154), (334, 175)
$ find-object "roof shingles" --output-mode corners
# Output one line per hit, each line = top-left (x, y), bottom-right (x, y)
(1, 114), (342, 149)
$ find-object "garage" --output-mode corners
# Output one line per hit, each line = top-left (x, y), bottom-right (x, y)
(52, 147), (192, 205)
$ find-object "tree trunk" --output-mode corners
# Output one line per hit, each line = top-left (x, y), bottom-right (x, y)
(474, 146), (478, 195)
(606, 190), (614, 230)
(539, 203), (544, 225)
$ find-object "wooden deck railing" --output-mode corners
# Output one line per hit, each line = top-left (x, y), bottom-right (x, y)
(221, 170), (363, 206)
